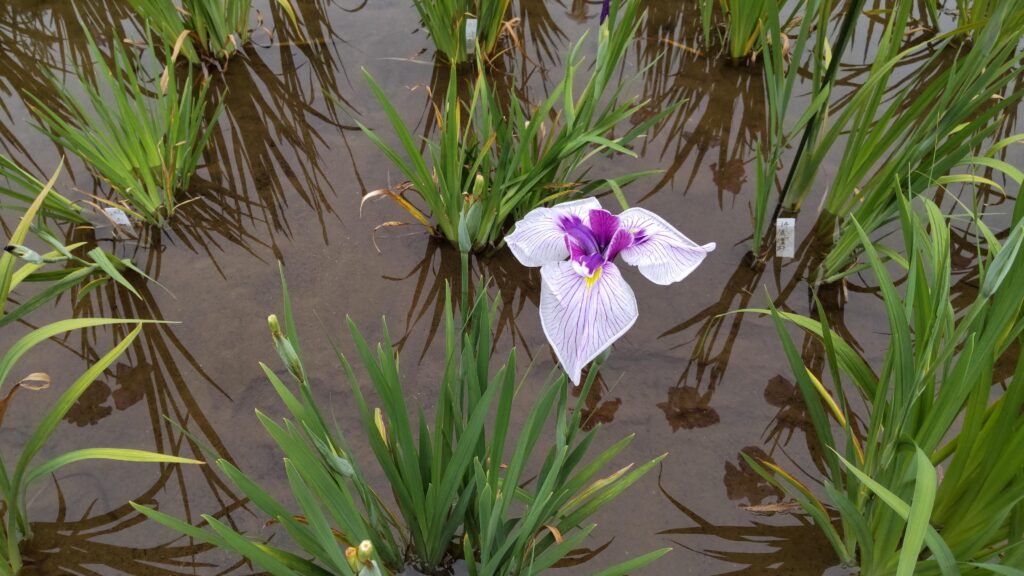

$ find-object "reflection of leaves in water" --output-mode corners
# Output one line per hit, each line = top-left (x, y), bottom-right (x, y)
(200, 42), (352, 260)
(0, 377), (50, 428)
(760, 365), (827, 477)
(551, 539), (613, 569)
(723, 447), (783, 506)
(662, 254), (761, 392)
(384, 239), (538, 361)
(0, 0), (136, 160)
(267, 0), (355, 116)
(760, 323), (863, 478)
(518, 0), (568, 66)
(28, 253), (250, 573)
(629, 0), (767, 204)
(659, 472), (838, 574)
(148, 196), (268, 279)
(0, 0), (301, 268)
(657, 385), (718, 431)
(660, 222), (843, 394)
(22, 476), (251, 576)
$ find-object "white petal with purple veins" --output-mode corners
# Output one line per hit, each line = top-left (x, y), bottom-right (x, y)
(540, 260), (638, 385)
(619, 207), (715, 285)
(506, 198), (602, 267)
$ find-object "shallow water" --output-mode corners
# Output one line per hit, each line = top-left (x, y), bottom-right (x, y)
(1, 1), (1020, 574)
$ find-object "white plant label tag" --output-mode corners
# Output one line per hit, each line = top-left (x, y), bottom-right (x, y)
(104, 207), (133, 228)
(466, 18), (478, 54)
(776, 218), (795, 258)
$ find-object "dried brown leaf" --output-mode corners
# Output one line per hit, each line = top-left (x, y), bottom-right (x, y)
(0, 373), (52, 428)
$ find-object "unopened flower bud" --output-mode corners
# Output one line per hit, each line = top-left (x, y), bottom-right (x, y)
(267, 315), (282, 337)
(4, 244), (50, 265)
(374, 408), (388, 449)
(472, 173), (485, 198)
(268, 314), (304, 381)
(345, 546), (359, 571)
(357, 540), (374, 564)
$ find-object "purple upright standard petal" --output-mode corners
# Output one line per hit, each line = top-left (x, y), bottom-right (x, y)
(587, 209), (621, 249)
(506, 198), (602, 267)
(540, 260), (638, 385)
(600, 0), (611, 24)
(618, 207), (716, 285)
(604, 227), (634, 261)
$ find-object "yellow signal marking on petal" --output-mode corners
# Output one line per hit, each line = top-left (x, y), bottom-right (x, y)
(585, 266), (602, 291)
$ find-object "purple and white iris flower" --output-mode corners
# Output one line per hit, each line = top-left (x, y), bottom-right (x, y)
(506, 198), (715, 385)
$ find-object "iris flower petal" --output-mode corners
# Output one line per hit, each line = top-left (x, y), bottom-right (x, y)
(587, 209), (621, 248)
(506, 198), (602, 267)
(540, 260), (638, 385)
(605, 228), (634, 261)
(619, 207), (716, 285)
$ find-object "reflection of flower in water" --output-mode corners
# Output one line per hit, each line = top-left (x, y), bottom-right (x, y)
(763, 374), (830, 474)
(657, 385), (719, 431)
(723, 447), (783, 506)
(64, 381), (112, 427)
(572, 377), (621, 431)
(764, 375), (812, 443)
(765, 374), (802, 407)
(62, 361), (157, 426)
(629, 101), (662, 126)
(710, 157), (747, 196)
(111, 361), (153, 410)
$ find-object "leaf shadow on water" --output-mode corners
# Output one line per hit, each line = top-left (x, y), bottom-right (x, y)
(658, 466), (839, 575)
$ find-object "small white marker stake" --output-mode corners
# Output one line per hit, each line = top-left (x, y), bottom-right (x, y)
(466, 18), (478, 54)
(104, 207), (132, 228)
(776, 218), (795, 258)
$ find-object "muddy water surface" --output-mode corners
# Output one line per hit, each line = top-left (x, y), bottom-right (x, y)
(1, 1), (1019, 574)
